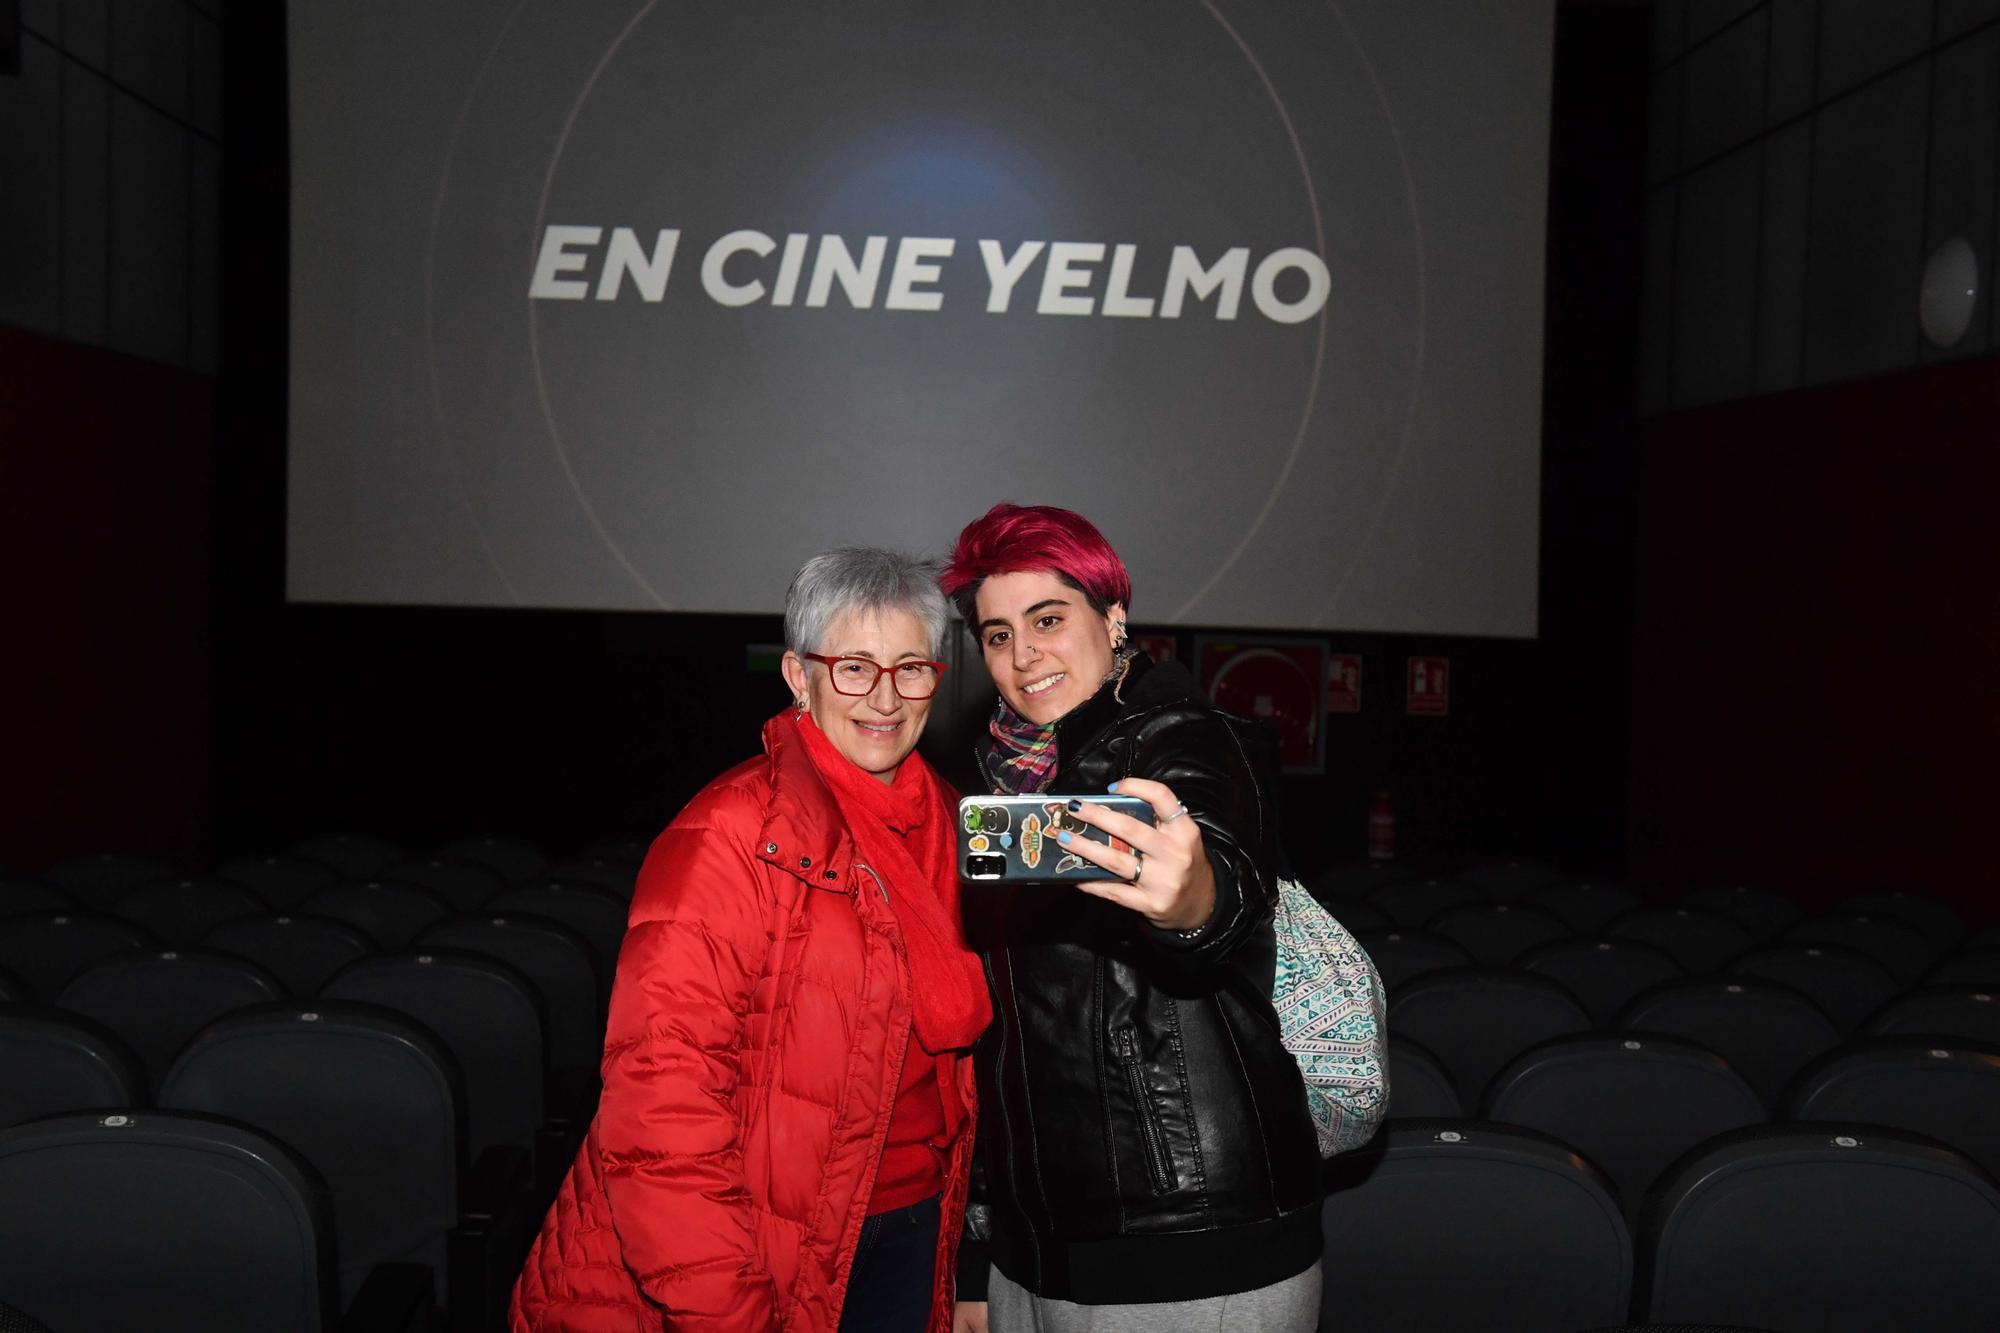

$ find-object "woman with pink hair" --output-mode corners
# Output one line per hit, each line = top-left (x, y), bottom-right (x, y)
(943, 504), (1321, 1333)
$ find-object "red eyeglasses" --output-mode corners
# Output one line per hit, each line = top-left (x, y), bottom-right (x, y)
(802, 653), (947, 699)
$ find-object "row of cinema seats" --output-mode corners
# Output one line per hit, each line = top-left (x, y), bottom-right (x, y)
(1318, 1117), (2000, 1332)
(0, 834), (647, 1333)
(5, 841), (1991, 1331)
(1305, 860), (2000, 1331)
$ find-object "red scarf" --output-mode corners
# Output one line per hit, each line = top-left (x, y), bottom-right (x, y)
(794, 714), (991, 1054)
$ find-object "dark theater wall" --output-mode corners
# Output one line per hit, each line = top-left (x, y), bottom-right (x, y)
(0, 326), (218, 870)
(1628, 352), (2000, 913)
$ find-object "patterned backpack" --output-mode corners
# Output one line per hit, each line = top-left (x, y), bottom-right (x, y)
(1271, 877), (1389, 1156)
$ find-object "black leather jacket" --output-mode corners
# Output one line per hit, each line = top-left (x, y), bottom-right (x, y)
(958, 654), (1321, 1305)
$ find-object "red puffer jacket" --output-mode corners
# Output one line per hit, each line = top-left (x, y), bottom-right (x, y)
(510, 711), (978, 1332)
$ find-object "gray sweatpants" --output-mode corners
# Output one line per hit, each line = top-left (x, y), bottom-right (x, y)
(986, 1260), (1322, 1333)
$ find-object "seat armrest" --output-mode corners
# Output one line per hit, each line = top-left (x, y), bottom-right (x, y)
(452, 1146), (536, 1333)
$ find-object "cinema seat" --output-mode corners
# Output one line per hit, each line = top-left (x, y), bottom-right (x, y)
(1427, 901), (1572, 967)
(0, 880), (73, 919)
(1834, 890), (1963, 955)
(1370, 878), (1480, 929)
(1605, 908), (1752, 974)
(0, 1111), (344, 1331)
(418, 913), (603, 1073)
(55, 950), (285, 1086)
(1782, 913), (1934, 987)
(1864, 986), (2000, 1048)
(323, 951), (546, 1162)
(1925, 949), (2000, 987)
(1678, 885), (1799, 943)
(1385, 1035), (1461, 1119)
(1519, 938), (1684, 1027)
(301, 880), (453, 949)
(1787, 1038), (2000, 1181)
(489, 884), (630, 993)
(1355, 931), (1473, 994)
(1306, 862), (1418, 903)
(440, 837), (548, 887)
(1523, 881), (1640, 937)
(0, 1007), (145, 1128)
(544, 857), (638, 899)
(1485, 1034), (1765, 1218)
(1617, 978), (1838, 1110)
(1637, 1125), (2000, 1332)
(1319, 1120), (1630, 1332)
(1388, 969), (1592, 1108)
(202, 914), (374, 995)
(0, 912), (156, 998)
(1457, 860), (1566, 900)
(1322, 899), (1392, 935)
(383, 858), (506, 913)
(40, 854), (173, 908)
(111, 877), (265, 946)
(1728, 944), (1896, 1034)
(160, 1000), (536, 1325)
(214, 854), (338, 910)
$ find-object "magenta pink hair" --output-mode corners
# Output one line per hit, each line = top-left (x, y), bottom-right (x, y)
(940, 503), (1132, 620)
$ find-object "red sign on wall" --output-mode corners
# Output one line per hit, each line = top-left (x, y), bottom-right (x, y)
(1194, 637), (1327, 773)
(1326, 653), (1362, 714)
(1131, 632), (1179, 664)
(1406, 656), (1450, 716)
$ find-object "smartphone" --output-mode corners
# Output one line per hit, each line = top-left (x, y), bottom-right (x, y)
(957, 794), (1158, 881)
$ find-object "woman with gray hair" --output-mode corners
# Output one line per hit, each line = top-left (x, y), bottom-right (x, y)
(512, 547), (991, 1333)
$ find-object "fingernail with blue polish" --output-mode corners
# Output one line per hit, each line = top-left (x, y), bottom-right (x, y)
(1066, 799), (1081, 812)
(1057, 831), (1072, 844)
(1107, 782), (1120, 793)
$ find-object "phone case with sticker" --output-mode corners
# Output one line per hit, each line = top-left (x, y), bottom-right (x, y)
(957, 794), (1157, 881)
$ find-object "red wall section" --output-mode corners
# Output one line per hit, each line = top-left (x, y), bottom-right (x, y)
(0, 326), (217, 872)
(1629, 353), (2000, 914)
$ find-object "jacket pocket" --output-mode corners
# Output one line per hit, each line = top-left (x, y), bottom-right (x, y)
(1114, 1023), (1176, 1195)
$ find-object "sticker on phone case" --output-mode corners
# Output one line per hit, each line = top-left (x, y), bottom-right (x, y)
(968, 835), (990, 853)
(1020, 814), (1043, 869)
(1043, 803), (1089, 836)
(1055, 854), (1086, 874)
(979, 805), (1011, 833)
(962, 806), (984, 834)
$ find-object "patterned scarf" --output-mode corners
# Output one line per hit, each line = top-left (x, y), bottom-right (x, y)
(982, 644), (1138, 795)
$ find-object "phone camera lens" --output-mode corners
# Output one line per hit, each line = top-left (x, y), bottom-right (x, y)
(967, 854), (1006, 879)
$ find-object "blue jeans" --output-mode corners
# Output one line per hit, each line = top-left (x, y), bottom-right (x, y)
(838, 1195), (941, 1333)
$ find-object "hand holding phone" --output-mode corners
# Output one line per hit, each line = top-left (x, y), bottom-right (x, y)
(957, 794), (1157, 881)
(1023, 777), (1220, 933)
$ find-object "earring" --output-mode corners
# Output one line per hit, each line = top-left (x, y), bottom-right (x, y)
(1111, 618), (1128, 648)
(794, 695), (809, 715)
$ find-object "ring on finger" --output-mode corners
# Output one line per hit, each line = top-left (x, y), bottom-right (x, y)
(1160, 804), (1189, 825)
(1127, 848), (1145, 883)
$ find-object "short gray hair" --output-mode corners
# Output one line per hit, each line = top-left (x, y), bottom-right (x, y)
(784, 547), (949, 659)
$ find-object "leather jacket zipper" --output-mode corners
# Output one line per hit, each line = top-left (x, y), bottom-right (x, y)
(1114, 1024), (1174, 1195)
